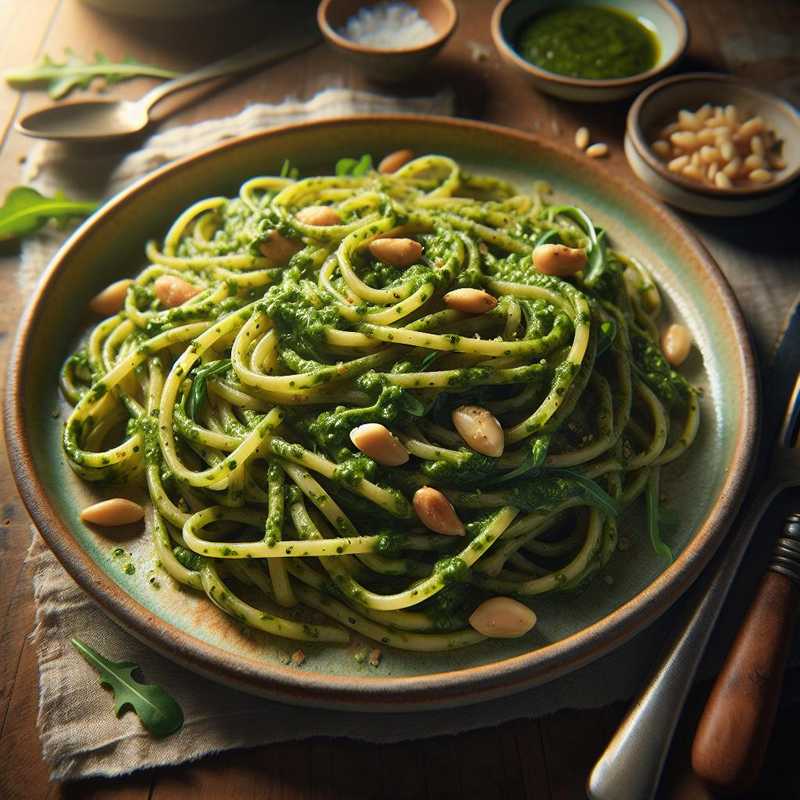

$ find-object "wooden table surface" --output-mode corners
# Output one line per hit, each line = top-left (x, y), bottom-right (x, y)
(1, 2), (799, 798)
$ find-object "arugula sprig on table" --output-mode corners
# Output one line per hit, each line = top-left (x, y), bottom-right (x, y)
(71, 638), (184, 738)
(5, 49), (177, 99)
(0, 187), (98, 242)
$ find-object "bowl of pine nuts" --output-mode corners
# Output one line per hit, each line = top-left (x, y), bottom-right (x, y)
(625, 72), (800, 216)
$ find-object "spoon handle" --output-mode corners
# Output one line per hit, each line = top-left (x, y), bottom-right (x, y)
(140, 27), (320, 112)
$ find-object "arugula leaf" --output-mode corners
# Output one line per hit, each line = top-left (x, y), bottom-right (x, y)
(583, 228), (607, 285)
(489, 435), (551, 485)
(596, 318), (617, 357)
(335, 154), (373, 177)
(0, 187), (98, 242)
(279, 159), (300, 180)
(419, 351), (441, 371)
(186, 359), (231, 420)
(71, 638), (183, 738)
(5, 49), (177, 99)
(550, 467), (619, 519)
(646, 469), (673, 563)
(399, 391), (426, 417)
(534, 229), (559, 247)
(547, 205), (597, 246)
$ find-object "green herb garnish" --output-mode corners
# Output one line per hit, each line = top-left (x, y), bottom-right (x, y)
(0, 187), (97, 242)
(646, 470), (673, 563)
(335, 154), (373, 177)
(186, 359), (231, 421)
(71, 638), (183, 738)
(419, 352), (441, 371)
(5, 49), (177, 99)
(489, 435), (551, 485)
(280, 159), (300, 179)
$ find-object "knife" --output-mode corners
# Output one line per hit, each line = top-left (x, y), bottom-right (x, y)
(588, 299), (800, 800)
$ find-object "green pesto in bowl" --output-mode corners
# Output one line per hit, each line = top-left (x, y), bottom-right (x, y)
(516, 6), (659, 80)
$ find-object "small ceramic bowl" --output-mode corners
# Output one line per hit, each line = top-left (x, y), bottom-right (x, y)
(491, 0), (687, 102)
(625, 72), (800, 216)
(80, 0), (250, 17)
(317, 0), (458, 83)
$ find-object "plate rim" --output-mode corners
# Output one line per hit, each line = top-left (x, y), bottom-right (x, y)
(5, 114), (759, 710)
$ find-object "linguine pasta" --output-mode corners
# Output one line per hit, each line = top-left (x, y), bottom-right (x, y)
(61, 154), (699, 651)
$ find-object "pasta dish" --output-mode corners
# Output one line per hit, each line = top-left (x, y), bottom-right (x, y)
(61, 153), (699, 651)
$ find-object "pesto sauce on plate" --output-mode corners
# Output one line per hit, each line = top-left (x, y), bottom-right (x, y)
(516, 6), (658, 80)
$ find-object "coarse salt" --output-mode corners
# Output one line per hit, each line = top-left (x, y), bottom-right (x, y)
(339, 1), (437, 49)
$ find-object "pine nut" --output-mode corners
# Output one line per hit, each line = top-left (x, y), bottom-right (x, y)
(768, 155), (787, 170)
(296, 205), (342, 226)
(574, 127), (590, 150)
(683, 164), (703, 180)
(378, 149), (414, 174)
(532, 243), (587, 276)
(443, 288), (498, 315)
(707, 163), (719, 181)
(89, 279), (132, 316)
(724, 104), (738, 125)
(690, 152), (701, 168)
(722, 158), (741, 178)
(751, 135), (765, 156)
(413, 487), (464, 536)
(699, 146), (721, 164)
(749, 168), (773, 184)
(154, 275), (201, 308)
(706, 115), (727, 128)
(737, 116), (765, 140)
(368, 237), (423, 268)
(259, 230), (303, 265)
(668, 155), (690, 172)
(719, 140), (735, 161)
(468, 597), (537, 638)
(678, 110), (702, 131)
(714, 172), (733, 189)
(670, 131), (698, 151)
(452, 405), (504, 458)
(586, 142), (608, 158)
(651, 139), (670, 158)
(744, 154), (765, 171)
(81, 498), (145, 526)
(696, 129), (717, 146)
(349, 423), (409, 466)
(695, 103), (712, 123)
(661, 323), (692, 366)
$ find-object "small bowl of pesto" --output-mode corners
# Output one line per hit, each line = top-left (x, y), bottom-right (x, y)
(491, 0), (688, 102)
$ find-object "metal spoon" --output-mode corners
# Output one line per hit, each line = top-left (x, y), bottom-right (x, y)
(15, 29), (320, 143)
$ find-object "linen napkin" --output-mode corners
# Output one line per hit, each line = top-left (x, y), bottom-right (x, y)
(19, 88), (800, 782)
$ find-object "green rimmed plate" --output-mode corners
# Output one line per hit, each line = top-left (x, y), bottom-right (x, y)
(5, 116), (758, 710)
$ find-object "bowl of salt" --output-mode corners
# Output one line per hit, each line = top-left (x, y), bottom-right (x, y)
(317, 0), (458, 82)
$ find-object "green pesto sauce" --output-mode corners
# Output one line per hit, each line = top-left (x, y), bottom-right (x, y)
(516, 6), (658, 80)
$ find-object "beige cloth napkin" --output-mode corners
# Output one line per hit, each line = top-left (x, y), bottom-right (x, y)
(20, 88), (800, 783)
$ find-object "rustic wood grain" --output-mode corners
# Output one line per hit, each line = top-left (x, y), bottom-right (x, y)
(1, 2), (799, 799)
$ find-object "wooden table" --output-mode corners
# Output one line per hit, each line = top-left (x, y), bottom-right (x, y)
(1, 2), (799, 798)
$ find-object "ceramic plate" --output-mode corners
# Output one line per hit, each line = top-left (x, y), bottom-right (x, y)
(6, 116), (758, 710)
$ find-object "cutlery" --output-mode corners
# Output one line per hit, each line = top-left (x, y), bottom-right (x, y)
(15, 26), (320, 143)
(588, 300), (800, 800)
(691, 467), (800, 784)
